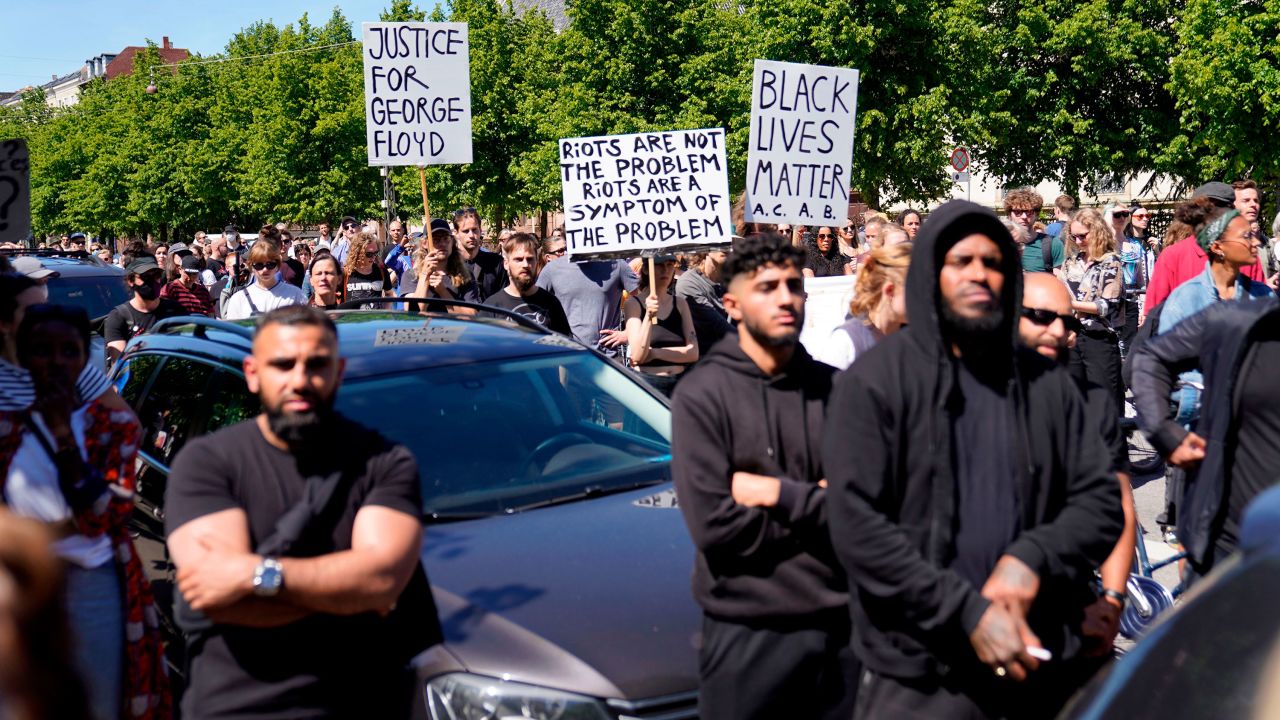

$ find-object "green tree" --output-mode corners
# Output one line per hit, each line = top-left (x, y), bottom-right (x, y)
(1164, 0), (1280, 187)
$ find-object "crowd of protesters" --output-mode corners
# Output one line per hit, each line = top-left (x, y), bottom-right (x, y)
(1, 175), (1278, 719)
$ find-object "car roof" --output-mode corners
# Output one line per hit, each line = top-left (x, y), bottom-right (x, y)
(127, 311), (588, 376)
(2, 252), (124, 278)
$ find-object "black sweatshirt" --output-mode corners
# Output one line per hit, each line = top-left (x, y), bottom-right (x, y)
(823, 200), (1124, 679)
(671, 337), (847, 623)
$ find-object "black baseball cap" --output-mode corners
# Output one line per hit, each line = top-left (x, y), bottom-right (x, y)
(430, 218), (452, 235)
(126, 257), (161, 275)
(181, 255), (202, 273)
(1192, 182), (1235, 208)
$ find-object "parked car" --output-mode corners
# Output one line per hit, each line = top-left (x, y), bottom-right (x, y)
(3, 249), (126, 369)
(111, 308), (701, 719)
(1060, 486), (1280, 719)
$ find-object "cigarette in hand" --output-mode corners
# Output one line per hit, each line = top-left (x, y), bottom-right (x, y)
(1027, 646), (1053, 661)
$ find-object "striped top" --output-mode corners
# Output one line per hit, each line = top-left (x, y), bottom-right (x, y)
(0, 360), (112, 412)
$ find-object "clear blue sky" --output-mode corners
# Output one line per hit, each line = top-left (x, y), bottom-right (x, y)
(0, 0), (431, 90)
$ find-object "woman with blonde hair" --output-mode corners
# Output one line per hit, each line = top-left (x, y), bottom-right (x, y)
(1066, 207), (1126, 413)
(816, 242), (910, 370)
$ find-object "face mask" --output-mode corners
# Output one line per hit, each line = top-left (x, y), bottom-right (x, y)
(135, 280), (161, 301)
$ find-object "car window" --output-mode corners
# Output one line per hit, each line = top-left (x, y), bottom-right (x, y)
(113, 353), (162, 408)
(205, 370), (259, 431)
(337, 351), (671, 517)
(135, 357), (215, 469)
(47, 274), (129, 320)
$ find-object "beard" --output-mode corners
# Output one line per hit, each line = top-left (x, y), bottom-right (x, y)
(512, 271), (536, 293)
(742, 310), (803, 348)
(940, 299), (1004, 338)
(265, 392), (336, 450)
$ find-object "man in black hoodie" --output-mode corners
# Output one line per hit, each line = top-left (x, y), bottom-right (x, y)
(824, 200), (1123, 718)
(672, 233), (855, 720)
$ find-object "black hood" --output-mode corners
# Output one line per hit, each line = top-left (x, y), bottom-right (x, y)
(905, 199), (1023, 357)
(699, 332), (817, 379)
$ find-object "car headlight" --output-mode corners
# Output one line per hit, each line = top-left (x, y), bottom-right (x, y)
(425, 672), (614, 720)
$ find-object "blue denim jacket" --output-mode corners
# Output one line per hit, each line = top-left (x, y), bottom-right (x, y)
(1158, 262), (1274, 425)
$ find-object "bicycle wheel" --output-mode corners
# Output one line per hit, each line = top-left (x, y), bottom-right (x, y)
(1127, 424), (1165, 475)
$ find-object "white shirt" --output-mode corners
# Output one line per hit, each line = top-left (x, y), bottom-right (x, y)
(223, 280), (308, 320)
(5, 409), (114, 568)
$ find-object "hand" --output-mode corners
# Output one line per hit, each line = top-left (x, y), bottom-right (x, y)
(1268, 272), (1279, 292)
(599, 329), (628, 349)
(644, 294), (660, 318)
(176, 537), (258, 612)
(428, 271), (447, 293)
(1080, 597), (1122, 657)
(731, 472), (781, 507)
(1168, 432), (1207, 468)
(981, 555), (1040, 619)
(969, 602), (1041, 681)
(32, 380), (77, 440)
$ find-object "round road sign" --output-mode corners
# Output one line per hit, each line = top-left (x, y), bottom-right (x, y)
(950, 147), (970, 173)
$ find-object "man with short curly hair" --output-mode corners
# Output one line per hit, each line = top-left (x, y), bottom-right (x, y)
(1005, 187), (1063, 274)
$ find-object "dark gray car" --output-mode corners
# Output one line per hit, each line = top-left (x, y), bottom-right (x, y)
(113, 311), (701, 719)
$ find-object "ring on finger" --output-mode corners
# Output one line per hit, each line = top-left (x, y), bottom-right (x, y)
(994, 665), (1008, 678)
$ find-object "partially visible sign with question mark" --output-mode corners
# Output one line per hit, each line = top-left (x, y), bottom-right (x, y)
(0, 139), (31, 246)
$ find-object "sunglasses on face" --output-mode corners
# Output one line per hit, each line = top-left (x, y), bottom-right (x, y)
(1113, 211), (1131, 219)
(252, 261), (279, 271)
(1070, 233), (1088, 242)
(342, 224), (357, 231)
(1021, 307), (1083, 332)
(1132, 212), (1149, 219)
(817, 233), (833, 239)
(364, 251), (378, 258)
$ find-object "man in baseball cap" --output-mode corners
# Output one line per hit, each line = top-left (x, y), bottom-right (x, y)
(10, 256), (58, 283)
(1191, 181), (1235, 208)
(104, 256), (181, 362)
(159, 254), (215, 317)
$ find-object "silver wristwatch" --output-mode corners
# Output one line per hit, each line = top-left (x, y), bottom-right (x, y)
(253, 557), (284, 597)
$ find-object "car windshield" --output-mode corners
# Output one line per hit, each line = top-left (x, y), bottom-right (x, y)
(336, 351), (672, 517)
(47, 274), (129, 319)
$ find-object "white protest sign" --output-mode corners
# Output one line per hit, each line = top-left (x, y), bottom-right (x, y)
(0, 139), (31, 245)
(799, 274), (856, 360)
(362, 22), (472, 166)
(559, 128), (732, 258)
(745, 59), (859, 227)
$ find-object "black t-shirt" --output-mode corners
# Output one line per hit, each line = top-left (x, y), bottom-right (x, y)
(206, 258), (228, 279)
(164, 416), (440, 718)
(345, 264), (391, 305)
(1224, 335), (1280, 553)
(103, 300), (182, 344)
(484, 287), (572, 336)
(950, 360), (1021, 589)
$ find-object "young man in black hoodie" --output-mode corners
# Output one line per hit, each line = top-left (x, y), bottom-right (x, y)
(671, 233), (855, 720)
(824, 200), (1123, 719)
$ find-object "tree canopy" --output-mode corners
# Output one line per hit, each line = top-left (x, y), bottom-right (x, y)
(0, 0), (1271, 239)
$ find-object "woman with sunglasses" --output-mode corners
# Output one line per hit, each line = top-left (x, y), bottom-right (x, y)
(222, 240), (308, 320)
(342, 232), (393, 309)
(802, 227), (850, 277)
(1066, 208), (1127, 414)
(1114, 204), (1149, 349)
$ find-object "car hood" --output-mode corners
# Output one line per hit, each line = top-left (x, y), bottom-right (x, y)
(421, 480), (698, 701)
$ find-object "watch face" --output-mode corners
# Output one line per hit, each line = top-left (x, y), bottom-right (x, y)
(255, 562), (283, 595)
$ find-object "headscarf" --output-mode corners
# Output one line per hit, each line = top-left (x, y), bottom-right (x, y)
(1196, 209), (1241, 253)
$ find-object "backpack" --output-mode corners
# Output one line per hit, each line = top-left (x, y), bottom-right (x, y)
(1041, 232), (1055, 272)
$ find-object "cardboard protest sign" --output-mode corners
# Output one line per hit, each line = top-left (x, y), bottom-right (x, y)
(0, 139), (31, 245)
(559, 128), (732, 258)
(745, 59), (859, 227)
(362, 22), (472, 166)
(799, 274), (856, 360)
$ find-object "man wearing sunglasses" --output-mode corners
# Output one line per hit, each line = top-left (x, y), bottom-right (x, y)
(331, 216), (359, 267)
(1005, 187), (1062, 275)
(1018, 273), (1136, 658)
(223, 241), (309, 320)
